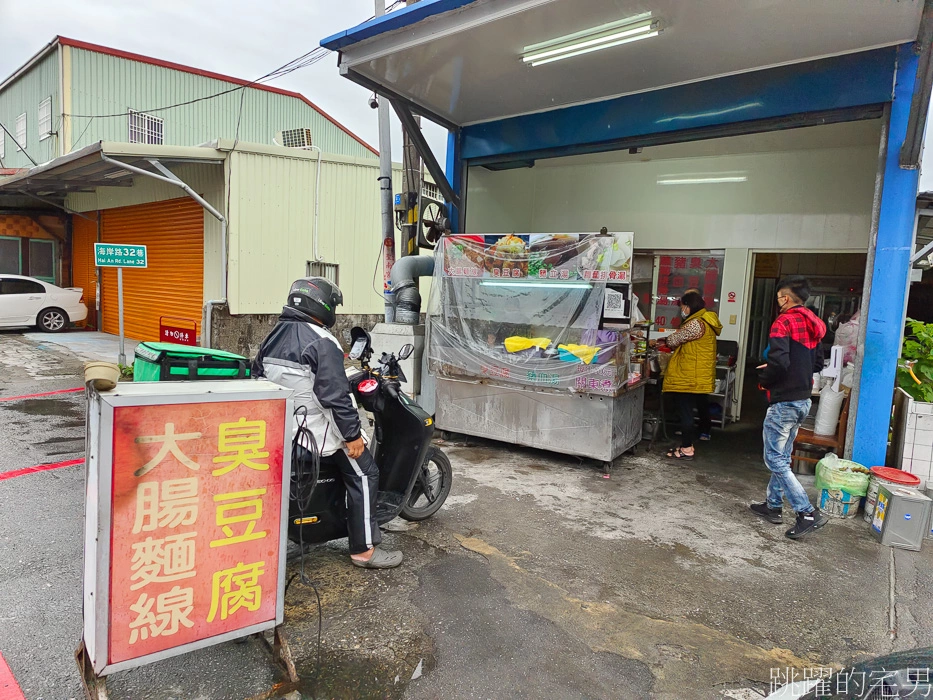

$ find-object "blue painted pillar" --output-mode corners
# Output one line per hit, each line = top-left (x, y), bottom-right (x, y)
(445, 130), (462, 232)
(852, 43), (921, 466)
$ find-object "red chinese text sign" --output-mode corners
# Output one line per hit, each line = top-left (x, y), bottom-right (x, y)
(108, 399), (286, 664)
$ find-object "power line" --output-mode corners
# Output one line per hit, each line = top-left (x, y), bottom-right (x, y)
(64, 46), (332, 120)
(0, 119), (38, 166)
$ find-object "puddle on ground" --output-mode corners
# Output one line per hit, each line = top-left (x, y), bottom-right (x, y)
(295, 650), (434, 700)
(5, 398), (82, 418)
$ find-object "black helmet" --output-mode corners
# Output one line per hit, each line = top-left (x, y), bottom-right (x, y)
(287, 277), (343, 328)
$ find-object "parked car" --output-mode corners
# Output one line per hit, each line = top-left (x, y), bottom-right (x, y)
(0, 275), (88, 332)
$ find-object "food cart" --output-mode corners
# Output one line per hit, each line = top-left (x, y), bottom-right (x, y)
(426, 232), (646, 469)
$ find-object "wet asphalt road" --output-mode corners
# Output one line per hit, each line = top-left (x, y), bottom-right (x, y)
(3, 330), (933, 700)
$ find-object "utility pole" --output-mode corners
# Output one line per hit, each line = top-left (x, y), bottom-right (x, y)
(399, 0), (423, 262)
(375, 0), (396, 322)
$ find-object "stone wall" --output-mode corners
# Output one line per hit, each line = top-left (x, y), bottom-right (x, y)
(207, 302), (386, 358)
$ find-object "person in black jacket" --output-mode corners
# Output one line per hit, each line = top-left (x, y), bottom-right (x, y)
(749, 276), (829, 540)
(253, 278), (402, 569)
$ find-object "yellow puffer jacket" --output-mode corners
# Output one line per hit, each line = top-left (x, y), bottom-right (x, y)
(662, 310), (723, 394)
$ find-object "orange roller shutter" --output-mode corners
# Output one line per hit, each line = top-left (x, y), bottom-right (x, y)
(101, 198), (204, 342)
(71, 213), (98, 329)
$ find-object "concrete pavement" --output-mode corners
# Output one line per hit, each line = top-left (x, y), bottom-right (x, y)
(1, 330), (931, 699)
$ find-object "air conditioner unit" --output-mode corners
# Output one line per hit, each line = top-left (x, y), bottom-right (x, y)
(275, 128), (314, 149)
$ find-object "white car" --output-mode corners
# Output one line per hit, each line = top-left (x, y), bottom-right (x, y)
(0, 275), (88, 332)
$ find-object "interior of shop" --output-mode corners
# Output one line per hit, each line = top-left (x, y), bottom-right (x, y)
(461, 119), (880, 458)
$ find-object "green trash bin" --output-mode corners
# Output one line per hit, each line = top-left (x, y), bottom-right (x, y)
(133, 342), (250, 382)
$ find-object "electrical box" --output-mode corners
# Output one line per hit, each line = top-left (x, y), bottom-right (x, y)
(871, 485), (932, 551)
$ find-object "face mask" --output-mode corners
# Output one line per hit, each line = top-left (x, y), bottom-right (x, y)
(680, 310), (690, 321)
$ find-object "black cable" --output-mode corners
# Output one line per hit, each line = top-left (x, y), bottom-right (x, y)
(0, 119), (38, 166)
(64, 47), (331, 120)
(285, 405), (324, 692)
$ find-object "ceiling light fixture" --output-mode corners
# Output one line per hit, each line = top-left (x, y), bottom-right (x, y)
(522, 13), (661, 67)
(657, 173), (748, 186)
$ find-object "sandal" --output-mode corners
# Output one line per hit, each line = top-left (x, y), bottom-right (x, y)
(351, 547), (404, 569)
(666, 447), (694, 461)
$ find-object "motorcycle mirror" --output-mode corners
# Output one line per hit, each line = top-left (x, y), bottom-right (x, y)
(398, 343), (414, 360)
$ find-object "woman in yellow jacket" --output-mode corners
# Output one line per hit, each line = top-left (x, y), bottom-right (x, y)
(660, 291), (723, 460)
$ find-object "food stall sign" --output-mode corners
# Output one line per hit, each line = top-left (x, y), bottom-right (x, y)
(442, 233), (633, 281)
(82, 380), (292, 675)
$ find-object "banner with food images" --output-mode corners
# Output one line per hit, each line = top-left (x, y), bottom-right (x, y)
(442, 233), (633, 282)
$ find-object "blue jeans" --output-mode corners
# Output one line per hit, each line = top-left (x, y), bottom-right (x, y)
(763, 399), (814, 514)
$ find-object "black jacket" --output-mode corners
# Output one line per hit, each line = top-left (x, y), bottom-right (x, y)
(758, 305), (826, 404)
(253, 307), (361, 444)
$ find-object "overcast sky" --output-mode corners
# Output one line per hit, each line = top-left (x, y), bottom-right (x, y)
(0, 0), (448, 163)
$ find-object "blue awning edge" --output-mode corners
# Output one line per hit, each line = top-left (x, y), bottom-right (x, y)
(321, 0), (479, 51)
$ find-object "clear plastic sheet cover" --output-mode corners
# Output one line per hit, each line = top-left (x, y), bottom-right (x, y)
(426, 233), (636, 396)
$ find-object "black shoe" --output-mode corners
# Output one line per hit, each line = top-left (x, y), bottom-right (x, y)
(785, 508), (828, 540)
(750, 502), (783, 524)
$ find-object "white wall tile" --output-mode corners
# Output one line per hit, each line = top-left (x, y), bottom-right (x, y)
(908, 413), (917, 430)
(914, 430), (933, 449)
(914, 444), (933, 463)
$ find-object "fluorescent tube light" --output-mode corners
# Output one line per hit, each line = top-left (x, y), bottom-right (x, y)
(522, 14), (661, 67)
(480, 281), (592, 290)
(657, 173), (748, 186)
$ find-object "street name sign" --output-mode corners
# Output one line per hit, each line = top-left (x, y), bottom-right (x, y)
(95, 243), (148, 268)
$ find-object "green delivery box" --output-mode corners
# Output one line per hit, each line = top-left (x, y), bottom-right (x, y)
(133, 342), (250, 382)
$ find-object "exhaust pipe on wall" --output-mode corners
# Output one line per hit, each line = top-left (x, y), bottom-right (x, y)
(389, 255), (434, 325)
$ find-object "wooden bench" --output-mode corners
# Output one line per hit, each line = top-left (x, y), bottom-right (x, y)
(792, 391), (850, 468)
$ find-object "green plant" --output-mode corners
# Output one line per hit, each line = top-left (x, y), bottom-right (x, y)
(119, 363), (134, 380)
(898, 318), (933, 402)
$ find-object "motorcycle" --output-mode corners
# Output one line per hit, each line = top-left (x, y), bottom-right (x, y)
(287, 326), (452, 546)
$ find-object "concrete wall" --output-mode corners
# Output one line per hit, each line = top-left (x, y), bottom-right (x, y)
(208, 302), (384, 358)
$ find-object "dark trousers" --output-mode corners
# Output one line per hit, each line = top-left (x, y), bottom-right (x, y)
(670, 392), (711, 448)
(323, 447), (382, 555)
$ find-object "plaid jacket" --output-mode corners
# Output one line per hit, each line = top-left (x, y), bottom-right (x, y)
(759, 305), (826, 404)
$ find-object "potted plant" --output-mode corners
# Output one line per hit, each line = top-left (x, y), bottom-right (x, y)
(891, 319), (933, 483)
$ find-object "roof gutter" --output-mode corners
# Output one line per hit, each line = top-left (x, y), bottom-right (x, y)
(99, 153), (228, 348)
(0, 37), (59, 93)
(899, 0), (933, 168)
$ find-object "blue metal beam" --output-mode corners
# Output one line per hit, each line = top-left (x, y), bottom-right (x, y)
(321, 0), (479, 51)
(445, 130), (462, 232)
(852, 43), (920, 467)
(461, 48), (897, 161)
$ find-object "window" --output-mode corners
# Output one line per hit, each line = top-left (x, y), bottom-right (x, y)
(15, 113), (26, 151)
(29, 240), (55, 282)
(38, 97), (52, 140)
(0, 238), (21, 274)
(0, 278), (45, 295)
(128, 110), (163, 145)
(306, 261), (339, 286)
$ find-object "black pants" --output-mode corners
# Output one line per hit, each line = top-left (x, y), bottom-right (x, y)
(670, 393), (711, 448)
(323, 447), (382, 555)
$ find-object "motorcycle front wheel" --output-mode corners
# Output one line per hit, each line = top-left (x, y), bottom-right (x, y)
(400, 447), (452, 521)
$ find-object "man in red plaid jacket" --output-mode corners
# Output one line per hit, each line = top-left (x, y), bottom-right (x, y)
(750, 276), (828, 540)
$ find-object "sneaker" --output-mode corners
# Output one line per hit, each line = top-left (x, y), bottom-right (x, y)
(699, 433), (711, 441)
(785, 508), (828, 540)
(750, 502), (783, 524)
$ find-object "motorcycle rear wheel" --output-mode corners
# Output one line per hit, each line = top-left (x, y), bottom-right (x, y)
(400, 447), (452, 521)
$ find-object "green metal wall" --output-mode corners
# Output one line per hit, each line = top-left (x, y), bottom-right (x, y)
(0, 51), (60, 168)
(67, 48), (375, 159)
